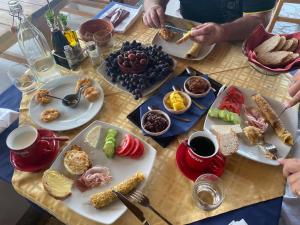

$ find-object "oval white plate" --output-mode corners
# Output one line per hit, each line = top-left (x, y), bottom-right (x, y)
(29, 75), (104, 131)
(204, 86), (298, 166)
(152, 33), (215, 61)
(50, 120), (156, 224)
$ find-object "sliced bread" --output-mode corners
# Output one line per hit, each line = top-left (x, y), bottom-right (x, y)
(254, 35), (281, 55)
(42, 170), (73, 199)
(211, 124), (243, 135)
(274, 36), (286, 51)
(217, 130), (239, 156)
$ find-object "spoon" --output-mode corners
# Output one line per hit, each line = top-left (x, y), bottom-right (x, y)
(148, 105), (191, 122)
(41, 136), (70, 141)
(62, 85), (86, 108)
(172, 85), (206, 110)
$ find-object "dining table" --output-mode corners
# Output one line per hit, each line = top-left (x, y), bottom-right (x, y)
(8, 12), (296, 225)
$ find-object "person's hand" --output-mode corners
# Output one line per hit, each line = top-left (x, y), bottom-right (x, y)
(278, 158), (300, 195)
(287, 70), (300, 107)
(143, 5), (165, 28)
(190, 23), (226, 45)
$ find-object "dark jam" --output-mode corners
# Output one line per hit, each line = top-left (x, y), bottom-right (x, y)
(190, 137), (215, 157)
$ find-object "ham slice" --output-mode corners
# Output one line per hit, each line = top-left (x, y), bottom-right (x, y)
(76, 166), (112, 192)
(243, 106), (269, 133)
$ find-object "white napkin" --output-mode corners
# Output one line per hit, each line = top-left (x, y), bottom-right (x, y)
(0, 108), (19, 134)
(228, 219), (248, 225)
(96, 3), (143, 33)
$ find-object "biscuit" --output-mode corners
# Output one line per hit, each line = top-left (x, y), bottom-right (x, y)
(159, 28), (174, 41)
(254, 35), (281, 55)
(288, 38), (299, 52)
(84, 87), (100, 102)
(35, 89), (52, 104)
(41, 108), (60, 122)
(75, 78), (93, 92)
(274, 36), (286, 51)
(256, 51), (292, 66)
(281, 39), (294, 51)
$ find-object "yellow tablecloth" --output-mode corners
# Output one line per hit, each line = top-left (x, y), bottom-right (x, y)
(12, 19), (291, 225)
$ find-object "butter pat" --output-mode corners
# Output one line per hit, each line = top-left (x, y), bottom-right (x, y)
(85, 125), (102, 149)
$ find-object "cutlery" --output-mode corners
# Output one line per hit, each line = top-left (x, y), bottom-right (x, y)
(62, 85), (86, 108)
(130, 190), (173, 225)
(148, 105), (191, 122)
(278, 106), (289, 118)
(112, 190), (150, 225)
(172, 85), (206, 110)
(164, 24), (188, 34)
(41, 136), (69, 141)
(257, 141), (278, 160)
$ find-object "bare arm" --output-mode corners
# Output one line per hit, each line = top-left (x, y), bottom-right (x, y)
(221, 11), (272, 42)
(191, 11), (272, 44)
(143, 0), (169, 28)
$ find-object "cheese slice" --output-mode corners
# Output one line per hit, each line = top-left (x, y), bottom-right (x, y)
(85, 125), (102, 149)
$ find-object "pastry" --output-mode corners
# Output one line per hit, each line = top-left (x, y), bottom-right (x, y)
(90, 171), (144, 208)
(176, 30), (191, 44)
(254, 35), (281, 55)
(41, 108), (60, 122)
(83, 86), (100, 102)
(252, 94), (294, 146)
(35, 89), (51, 104)
(75, 78), (93, 92)
(159, 28), (174, 41)
(186, 42), (202, 59)
(243, 126), (263, 145)
(64, 145), (91, 175)
(42, 170), (73, 199)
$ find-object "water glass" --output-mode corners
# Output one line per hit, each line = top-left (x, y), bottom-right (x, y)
(7, 63), (38, 93)
(193, 174), (224, 210)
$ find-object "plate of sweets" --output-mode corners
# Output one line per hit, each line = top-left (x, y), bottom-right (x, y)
(42, 120), (156, 224)
(244, 24), (300, 75)
(204, 86), (297, 166)
(29, 76), (104, 131)
(97, 40), (175, 99)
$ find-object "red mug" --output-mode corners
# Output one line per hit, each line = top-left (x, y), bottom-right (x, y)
(185, 131), (225, 173)
(6, 126), (53, 162)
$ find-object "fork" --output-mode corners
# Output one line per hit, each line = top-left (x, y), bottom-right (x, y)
(130, 190), (173, 225)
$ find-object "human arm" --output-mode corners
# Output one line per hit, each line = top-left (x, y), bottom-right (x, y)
(286, 70), (300, 107)
(143, 0), (169, 28)
(279, 158), (300, 196)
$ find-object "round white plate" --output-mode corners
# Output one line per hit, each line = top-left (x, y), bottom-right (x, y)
(204, 86), (298, 166)
(50, 120), (156, 224)
(152, 32), (215, 60)
(29, 75), (104, 131)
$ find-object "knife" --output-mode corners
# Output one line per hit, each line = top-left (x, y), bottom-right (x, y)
(165, 24), (188, 34)
(112, 190), (150, 225)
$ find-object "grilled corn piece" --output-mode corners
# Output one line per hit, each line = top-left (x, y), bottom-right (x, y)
(90, 171), (145, 208)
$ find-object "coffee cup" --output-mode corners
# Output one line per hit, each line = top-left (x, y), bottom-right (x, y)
(6, 125), (52, 159)
(185, 130), (225, 173)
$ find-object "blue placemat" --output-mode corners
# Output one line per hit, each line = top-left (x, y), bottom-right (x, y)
(189, 197), (283, 225)
(140, 76), (215, 138)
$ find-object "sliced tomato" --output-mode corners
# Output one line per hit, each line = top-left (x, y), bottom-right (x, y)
(219, 101), (240, 114)
(131, 141), (144, 159)
(116, 134), (134, 156)
(130, 138), (141, 157)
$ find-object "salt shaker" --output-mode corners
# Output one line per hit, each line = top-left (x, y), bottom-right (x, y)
(86, 41), (101, 67)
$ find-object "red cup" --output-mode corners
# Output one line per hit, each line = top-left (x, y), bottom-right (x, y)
(185, 131), (225, 173)
(6, 126), (53, 162)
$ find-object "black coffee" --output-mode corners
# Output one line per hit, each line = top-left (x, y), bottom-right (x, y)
(190, 137), (215, 157)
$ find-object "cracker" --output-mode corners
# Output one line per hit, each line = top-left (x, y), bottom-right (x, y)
(288, 38), (299, 52)
(254, 35), (281, 55)
(256, 51), (292, 66)
(274, 36), (286, 51)
(281, 39), (294, 51)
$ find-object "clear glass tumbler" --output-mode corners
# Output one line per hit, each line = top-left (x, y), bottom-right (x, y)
(7, 63), (38, 93)
(193, 173), (224, 210)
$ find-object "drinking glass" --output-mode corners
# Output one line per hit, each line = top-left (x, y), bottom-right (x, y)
(93, 30), (114, 57)
(192, 173), (224, 210)
(7, 63), (38, 93)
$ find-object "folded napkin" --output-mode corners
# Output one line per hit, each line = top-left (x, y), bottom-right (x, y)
(140, 76), (216, 138)
(95, 2), (143, 33)
(0, 108), (19, 134)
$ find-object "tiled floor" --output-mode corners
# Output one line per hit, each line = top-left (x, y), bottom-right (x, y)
(1, 1), (300, 225)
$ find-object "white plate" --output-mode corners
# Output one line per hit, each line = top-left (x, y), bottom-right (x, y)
(29, 75), (104, 131)
(152, 33), (215, 61)
(204, 87), (298, 166)
(50, 120), (156, 224)
(97, 60), (176, 97)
